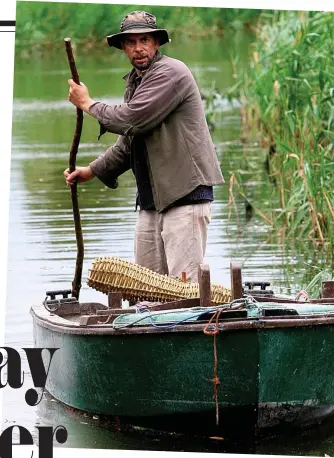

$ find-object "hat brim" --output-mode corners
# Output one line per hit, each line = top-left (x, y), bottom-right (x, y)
(107, 29), (169, 49)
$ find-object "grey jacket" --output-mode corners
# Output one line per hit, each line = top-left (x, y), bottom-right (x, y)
(89, 52), (224, 212)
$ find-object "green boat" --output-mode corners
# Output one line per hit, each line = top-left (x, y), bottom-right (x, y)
(31, 263), (334, 440)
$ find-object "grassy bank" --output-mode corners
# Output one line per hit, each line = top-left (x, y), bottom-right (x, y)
(227, 10), (334, 243)
(15, 2), (261, 57)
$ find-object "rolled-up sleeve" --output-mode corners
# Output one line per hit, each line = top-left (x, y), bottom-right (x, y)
(88, 69), (183, 136)
(89, 135), (131, 188)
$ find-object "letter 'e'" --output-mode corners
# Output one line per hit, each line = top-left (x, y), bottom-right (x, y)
(0, 426), (33, 458)
(0, 425), (68, 458)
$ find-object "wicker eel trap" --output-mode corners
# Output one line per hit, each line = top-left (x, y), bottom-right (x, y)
(87, 257), (232, 305)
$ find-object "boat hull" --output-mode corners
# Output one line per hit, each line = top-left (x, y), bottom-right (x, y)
(32, 305), (334, 437)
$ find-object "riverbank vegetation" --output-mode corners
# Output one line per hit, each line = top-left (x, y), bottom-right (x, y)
(15, 2), (261, 56)
(227, 10), (334, 244)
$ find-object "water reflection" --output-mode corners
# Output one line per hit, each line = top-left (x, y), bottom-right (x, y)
(36, 393), (253, 453)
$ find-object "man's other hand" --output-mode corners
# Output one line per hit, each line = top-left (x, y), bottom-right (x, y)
(64, 166), (95, 187)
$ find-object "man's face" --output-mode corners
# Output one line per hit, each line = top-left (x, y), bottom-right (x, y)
(121, 33), (159, 72)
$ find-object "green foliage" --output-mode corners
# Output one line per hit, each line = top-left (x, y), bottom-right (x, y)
(202, 83), (224, 131)
(227, 10), (334, 243)
(15, 2), (261, 56)
(304, 268), (333, 298)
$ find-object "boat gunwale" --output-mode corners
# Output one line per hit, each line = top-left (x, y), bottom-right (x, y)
(31, 303), (334, 336)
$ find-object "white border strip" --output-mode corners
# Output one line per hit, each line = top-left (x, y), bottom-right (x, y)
(2, 1), (333, 458)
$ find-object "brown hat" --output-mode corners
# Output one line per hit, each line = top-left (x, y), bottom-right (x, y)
(107, 10), (170, 49)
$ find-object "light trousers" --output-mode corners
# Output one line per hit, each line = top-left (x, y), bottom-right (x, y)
(134, 202), (211, 283)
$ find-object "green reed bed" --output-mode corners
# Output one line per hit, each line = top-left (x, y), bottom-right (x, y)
(228, 11), (334, 243)
(15, 2), (260, 56)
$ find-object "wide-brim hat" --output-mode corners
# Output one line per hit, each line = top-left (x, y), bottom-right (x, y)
(107, 10), (170, 50)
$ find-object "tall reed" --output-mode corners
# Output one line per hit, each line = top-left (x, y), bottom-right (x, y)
(228, 10), (334, 243)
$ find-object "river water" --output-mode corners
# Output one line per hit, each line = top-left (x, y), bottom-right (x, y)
(3, 30), (334, 454)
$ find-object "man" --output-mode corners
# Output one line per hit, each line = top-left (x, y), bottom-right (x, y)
(64, 10), (224, 282)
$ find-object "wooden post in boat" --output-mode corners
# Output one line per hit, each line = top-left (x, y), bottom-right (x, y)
(198, 264), (211, 307)
(321, 281), (334, 299)
(108, 292), (122, 309)
(230, 262), (243, 300)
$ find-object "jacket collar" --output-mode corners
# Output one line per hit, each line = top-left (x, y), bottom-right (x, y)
(122, 51), (162, 84)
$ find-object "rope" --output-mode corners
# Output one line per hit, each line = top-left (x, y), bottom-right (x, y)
(203, 307), (225, 426)
(112, 307), (218, 329)
(202, 298), (251, 426)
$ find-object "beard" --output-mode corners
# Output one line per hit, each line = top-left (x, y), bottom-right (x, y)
(131, 54), (153, 71)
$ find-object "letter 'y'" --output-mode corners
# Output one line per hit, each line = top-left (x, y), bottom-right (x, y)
(23, 348), (59, 406)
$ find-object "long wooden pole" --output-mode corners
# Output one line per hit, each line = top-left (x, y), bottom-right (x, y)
(64, 37), (84, 299)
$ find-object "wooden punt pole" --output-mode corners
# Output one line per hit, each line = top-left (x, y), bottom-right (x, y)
(64, 38), (84, 299)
